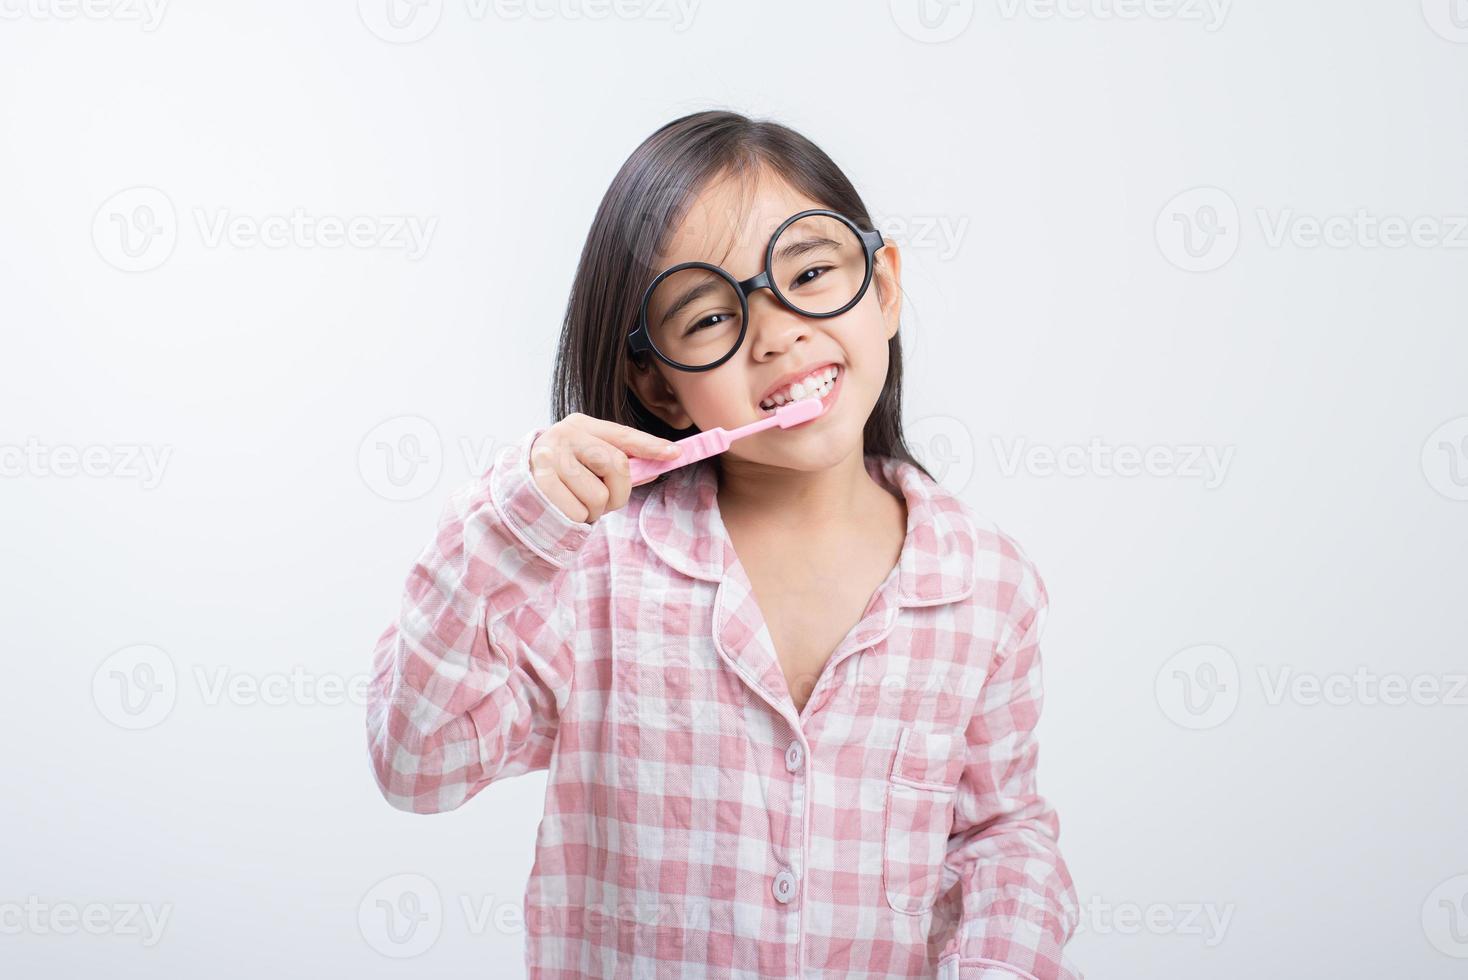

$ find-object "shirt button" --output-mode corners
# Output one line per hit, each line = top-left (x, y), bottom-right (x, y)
(784, 741), (803, 773)
(772, 869), (797, 904)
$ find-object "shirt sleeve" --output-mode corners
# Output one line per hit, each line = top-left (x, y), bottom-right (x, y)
(365, 424), (594, 814)
(936, 547), (1083, 980)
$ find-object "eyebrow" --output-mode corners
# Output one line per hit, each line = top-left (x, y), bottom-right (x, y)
(774, 234), (841, 264)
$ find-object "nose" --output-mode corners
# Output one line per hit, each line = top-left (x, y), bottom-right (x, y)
(748, 289), (812, 360)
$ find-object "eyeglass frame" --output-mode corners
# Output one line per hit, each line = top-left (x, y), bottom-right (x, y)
(626, 207), (887, 373)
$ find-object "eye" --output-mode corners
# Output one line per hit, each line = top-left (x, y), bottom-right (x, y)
(789, 265), (832, 290)
(685, 312), (734, 336)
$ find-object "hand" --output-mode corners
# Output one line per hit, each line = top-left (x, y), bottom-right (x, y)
(528, 414), (680, 523)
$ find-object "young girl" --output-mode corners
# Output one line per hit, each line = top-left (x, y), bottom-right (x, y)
(366, 110), (1081, 980)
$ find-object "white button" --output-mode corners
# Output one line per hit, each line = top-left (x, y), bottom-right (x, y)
(772, 869), (797, 904)
(784, 741), (803, 773)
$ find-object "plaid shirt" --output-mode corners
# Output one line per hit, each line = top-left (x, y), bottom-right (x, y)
(366, 425), (1082, 979)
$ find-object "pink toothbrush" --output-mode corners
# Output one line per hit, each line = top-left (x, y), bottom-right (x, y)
(628, 397), (825, 487)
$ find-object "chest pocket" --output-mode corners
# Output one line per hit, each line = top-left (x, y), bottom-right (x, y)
(882, 726), (966, 915)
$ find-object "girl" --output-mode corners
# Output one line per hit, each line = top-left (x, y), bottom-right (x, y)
(366, 110), (1081, 980)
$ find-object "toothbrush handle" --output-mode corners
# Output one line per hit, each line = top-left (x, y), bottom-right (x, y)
(628, 429), (731, 487)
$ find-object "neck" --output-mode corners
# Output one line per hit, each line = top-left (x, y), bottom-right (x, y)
(713, 447), (891, 535)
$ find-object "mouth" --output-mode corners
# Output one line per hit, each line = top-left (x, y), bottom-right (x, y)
(758, 363), (843, 417)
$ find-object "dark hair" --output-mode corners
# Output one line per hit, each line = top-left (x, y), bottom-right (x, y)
(550, 109), (933, 482)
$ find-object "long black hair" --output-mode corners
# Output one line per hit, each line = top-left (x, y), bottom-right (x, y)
(550, 109), (932, 481)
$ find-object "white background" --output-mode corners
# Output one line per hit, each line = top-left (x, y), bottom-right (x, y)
(3, 1), (1467, 977)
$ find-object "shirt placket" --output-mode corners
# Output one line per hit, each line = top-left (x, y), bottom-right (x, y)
(709, 566), (804, 971)
(711, 549), (909, 977)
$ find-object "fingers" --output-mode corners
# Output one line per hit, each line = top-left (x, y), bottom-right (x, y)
(537, 476), (592, 525)
(530, 435), (602, 523)
(533, 436), (619, 523)
(576, 415), (680, 461)
(529, 415), (682, 524)
(560, 450), (612, 522)
(575, 439), (630, 516)
(531, 443), (587, 519)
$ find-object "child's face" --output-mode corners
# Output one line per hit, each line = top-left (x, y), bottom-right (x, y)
(628, 168), (902, 471)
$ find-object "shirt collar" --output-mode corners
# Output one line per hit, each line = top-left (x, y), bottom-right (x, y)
(637, 453), (977, 607)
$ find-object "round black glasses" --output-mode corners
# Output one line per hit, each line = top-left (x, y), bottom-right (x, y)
(627, 208), (887, 372)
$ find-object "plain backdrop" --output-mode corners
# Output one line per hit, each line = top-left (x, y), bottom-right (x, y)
(3, 2), (1467, 977)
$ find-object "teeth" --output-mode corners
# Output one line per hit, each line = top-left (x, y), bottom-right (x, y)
(760, 366), (838, 410)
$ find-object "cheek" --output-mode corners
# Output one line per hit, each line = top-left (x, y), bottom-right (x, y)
(834, 306), (893, 368)
(678, 375), (752, 424)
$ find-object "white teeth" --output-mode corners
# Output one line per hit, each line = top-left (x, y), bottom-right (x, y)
(760, 366), (838, 410)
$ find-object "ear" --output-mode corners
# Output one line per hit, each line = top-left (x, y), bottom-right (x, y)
(873, 237), (902, 341)
(626, 356), (694, 430)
